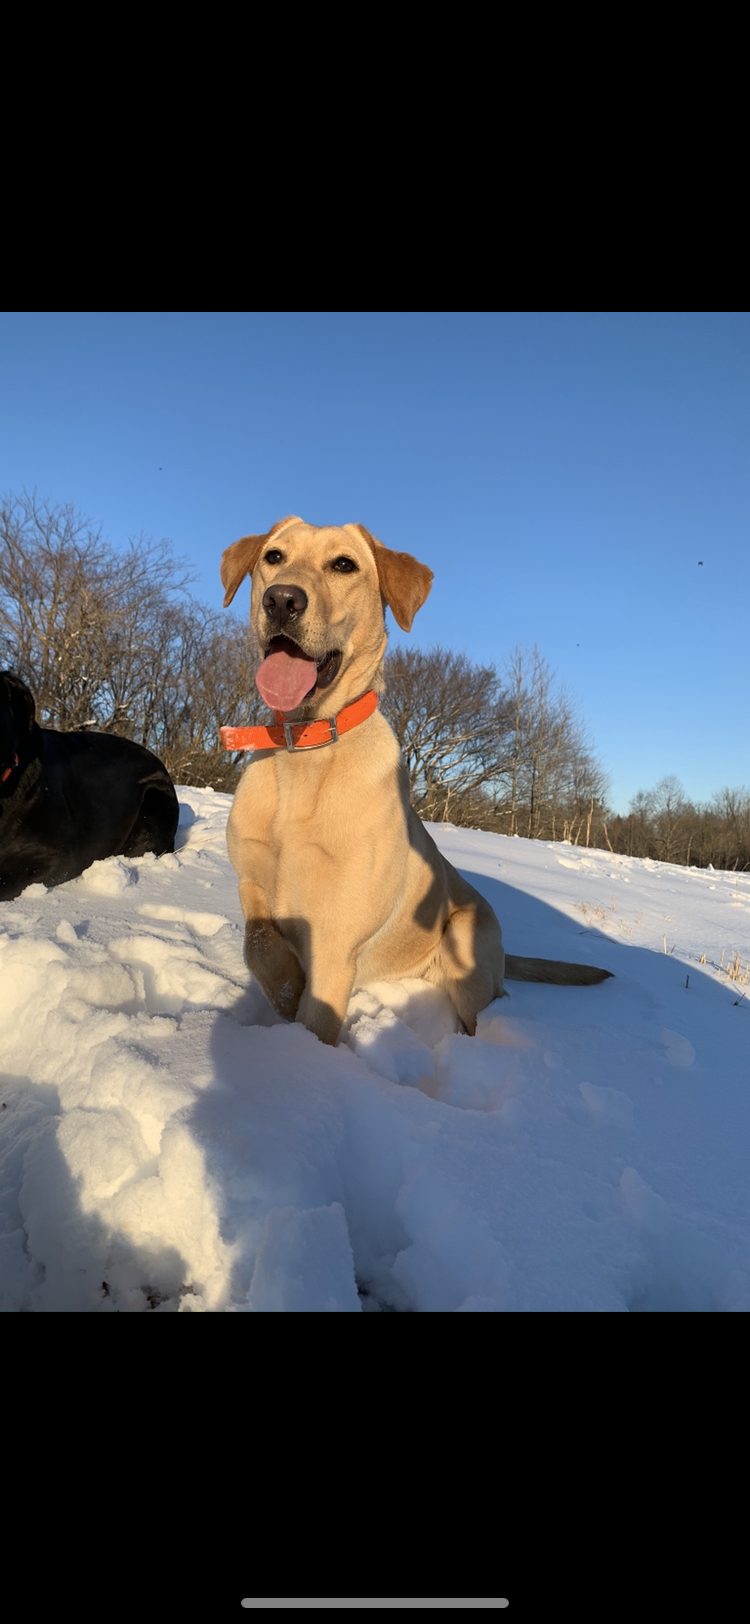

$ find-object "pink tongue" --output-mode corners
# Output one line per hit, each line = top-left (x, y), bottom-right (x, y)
(255, 647), (317, 711)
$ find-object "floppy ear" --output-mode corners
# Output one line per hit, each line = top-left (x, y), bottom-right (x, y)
(220, 519), (300, 608)
(221, 533), (269, 607)
(354, 525), (433, 632)
(0, 670), (35, 735)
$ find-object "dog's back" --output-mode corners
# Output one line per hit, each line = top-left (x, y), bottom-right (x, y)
(1, 671), (179, 898)
(40, 727), (179, 860)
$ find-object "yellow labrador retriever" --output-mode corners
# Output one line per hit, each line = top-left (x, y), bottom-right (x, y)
(220, 517), (611, 1046)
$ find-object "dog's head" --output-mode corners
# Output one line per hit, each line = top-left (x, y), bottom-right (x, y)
(220, 518), (433, 717)
(0, 671), (36, 791)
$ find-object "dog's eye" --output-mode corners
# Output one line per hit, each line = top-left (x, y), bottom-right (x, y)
(264, 549), (283, 565)
(331, 556), (358, 573)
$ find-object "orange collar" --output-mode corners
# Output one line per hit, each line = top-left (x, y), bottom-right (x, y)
(220, 689), (378, 754)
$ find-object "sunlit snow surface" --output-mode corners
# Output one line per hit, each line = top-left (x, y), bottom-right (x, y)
(2, 790), (748, 1311)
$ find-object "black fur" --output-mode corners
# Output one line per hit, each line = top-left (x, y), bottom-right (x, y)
(0, 671), (179, 901)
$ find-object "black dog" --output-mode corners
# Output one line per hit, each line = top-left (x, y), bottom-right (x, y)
(0, 670), (180, 900)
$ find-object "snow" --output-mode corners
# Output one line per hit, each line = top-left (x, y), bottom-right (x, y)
(1, 790), (749, 1311)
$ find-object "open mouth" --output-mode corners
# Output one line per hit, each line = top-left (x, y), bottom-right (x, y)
(312, 647), (342, 690)
(255, 634), (342, 711)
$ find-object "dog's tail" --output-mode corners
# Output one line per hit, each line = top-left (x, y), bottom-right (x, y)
(504, 956), (612, 986)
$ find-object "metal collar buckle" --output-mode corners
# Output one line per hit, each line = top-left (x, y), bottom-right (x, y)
(283, 716), (339, 752)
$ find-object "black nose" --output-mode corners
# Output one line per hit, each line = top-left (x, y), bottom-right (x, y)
(262, 583), (308, 626)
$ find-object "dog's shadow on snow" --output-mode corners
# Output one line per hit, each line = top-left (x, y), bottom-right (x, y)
(458, 866), (618, 969)
(455, 863), (746, 1010)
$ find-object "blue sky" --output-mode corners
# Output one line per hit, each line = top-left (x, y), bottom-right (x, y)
(1, 311), (747, 812)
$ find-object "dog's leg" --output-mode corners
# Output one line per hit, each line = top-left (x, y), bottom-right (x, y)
(239, 881), (306, 1021)
(426, 901), (508, 1037)
(295, 944), (358, 1048)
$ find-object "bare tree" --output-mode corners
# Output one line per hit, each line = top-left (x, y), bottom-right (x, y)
(147, 604), (265, 790)
(0, 491), (261, 791)
(0, 492), (192, 731)
(503, 646), (529, 836)
(381, 646), (510, 821)
(382, 641), (609, 838)
(630, 776), (687, 864)
(495, 646), (607, 841)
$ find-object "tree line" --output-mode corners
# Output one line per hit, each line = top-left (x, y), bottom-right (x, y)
(2, 494), (746, 870)
(605, 778), (750, 872)
(382, 653), (750, 871)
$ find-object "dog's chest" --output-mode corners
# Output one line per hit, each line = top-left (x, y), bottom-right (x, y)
(228, 731), (410, 919)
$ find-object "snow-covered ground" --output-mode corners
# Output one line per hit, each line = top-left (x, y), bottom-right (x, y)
(1, 788), (748, 1311)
